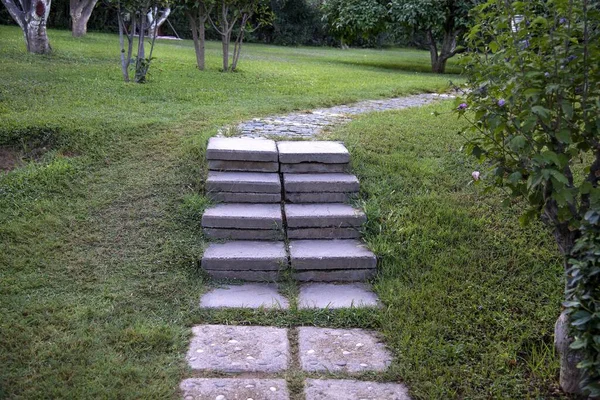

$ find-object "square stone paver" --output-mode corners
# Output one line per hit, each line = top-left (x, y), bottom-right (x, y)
(200, 284), (289, 309)
(181, 378), (289, 400)
(278, 141), (350, 164)
(298, 327), (391, 373)
(304, 379), (410, 400)
(298, 283), (379, 309)
(187, 325), (289, 373)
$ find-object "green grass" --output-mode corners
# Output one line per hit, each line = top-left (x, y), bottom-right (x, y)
(0, 24), (566, 399)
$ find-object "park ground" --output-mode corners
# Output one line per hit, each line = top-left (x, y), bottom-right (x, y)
(0, 25), (568, 399)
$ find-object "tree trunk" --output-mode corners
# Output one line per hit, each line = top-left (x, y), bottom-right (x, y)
(2, 0), (52, 54)
(70, 0), (97, 37)
(187, 8), (206, 70)
(222, 34), (229, 72)
(555, 311), (586, 394)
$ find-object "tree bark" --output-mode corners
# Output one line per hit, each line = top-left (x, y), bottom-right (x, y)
(186, 6), (206, 70)
(2, 0), (52, 54)
(555, 311), (586, 394)
(70, 0), (97, 37)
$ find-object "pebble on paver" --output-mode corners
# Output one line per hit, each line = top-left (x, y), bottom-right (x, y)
(298, 327), (391, 373)
(298, 283), (379, 309)
(181, 378), (289, 400)
(187, 325), (289, 373)
(200, 283), (289, 309)
(304, 379), (411, 400)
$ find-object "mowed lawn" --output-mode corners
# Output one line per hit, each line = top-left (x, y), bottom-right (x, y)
(0, 25), (565, 399)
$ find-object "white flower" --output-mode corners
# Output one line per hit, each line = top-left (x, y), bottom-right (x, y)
(472, 171), (481, 181)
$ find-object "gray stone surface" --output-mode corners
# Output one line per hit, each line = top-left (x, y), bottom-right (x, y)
(298, 283), (380, 309)
(208, 160), (279, 172)
(280, 163), (349, 174)
(287, 227), (361, 240)
(200, 284), (289, 309)
(298, 327), (392, 373)
(208, 192), (282, 203)
(285, 204), (366, 228)
(202, 241), (287, 271)
(278, 141), (350, 164)
(186, 325), (289, 373)
(207, 171), (281, 193)
(206, 137), (278, 162)
(285, 192), (355, 204)
(290, 239), (376, 270)
(181, 378), (290, 400)
(295, 269), (376, 282)
(304, 379), (411, 400)
(203, 228), (284, 241)
(202, 204), (282, 230)
(205, 270), (280, 281)
(228, 93), (452, 139)
(283, 173), (359, 193)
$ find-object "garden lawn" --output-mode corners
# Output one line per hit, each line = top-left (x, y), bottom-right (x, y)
(0, 25), (564, 399)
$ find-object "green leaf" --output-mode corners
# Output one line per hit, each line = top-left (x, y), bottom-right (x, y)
(531, 106), (551, 120)
(555, 129), (572, 144)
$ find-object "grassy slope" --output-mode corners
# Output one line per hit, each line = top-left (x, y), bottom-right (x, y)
(0, 25), (565, 399)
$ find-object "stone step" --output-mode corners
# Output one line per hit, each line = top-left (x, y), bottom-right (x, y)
(200, 283), (289, 309)
(203, 228), (284, 241)
(278, 141), (350, 164)
(202, 241), (287, 271)
(181, 379), (289, 400)
(280, 162), (349, 174)
(285, 192), (355, 204)
(289, 239), (376, 271)
(207, 171), (281, 193)
(287, 227), (361, 240)
(304, 379), (410, 400)
(283, 173), (359, 193)
(202, 203), (282, 230)
(285, 204), (366, 228)
(208, 160), (279, 173)
(206, 270), (280, 281)
(208, 192), (281, 203)
(207, 137), (278, 162)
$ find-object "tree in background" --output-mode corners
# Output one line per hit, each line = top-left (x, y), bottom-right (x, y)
(208, 0), (271, 72)
(1, 0), (52, 53)
(458, 0), (599, 394)
(321, 0), (386, 48)
(69, 0), (98, 36)
(184, 0), (210, 70)
(115, 0), (167, 82)
(389, 0), (479, 73)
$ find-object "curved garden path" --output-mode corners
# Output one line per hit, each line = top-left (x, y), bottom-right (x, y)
(227, 92), (455, 138)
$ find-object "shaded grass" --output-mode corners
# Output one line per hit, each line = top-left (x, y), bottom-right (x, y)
(324, 103), (568, 399)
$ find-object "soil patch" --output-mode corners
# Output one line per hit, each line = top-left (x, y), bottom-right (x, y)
(0, 147), (22, 172)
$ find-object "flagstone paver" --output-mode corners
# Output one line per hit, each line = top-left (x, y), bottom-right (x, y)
(227, 93), (453, 138)
(186, 325), (289, 373)
(298, 327), (392, 373)
(304, 379), (411, 400)
(298, 283), (380, 309)
(200, 283), (289, 309)
(180, 378), (290, 400)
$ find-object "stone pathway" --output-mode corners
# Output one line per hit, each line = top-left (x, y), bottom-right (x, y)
(178, 95), (446, 397)
(226, 93), (453, 138)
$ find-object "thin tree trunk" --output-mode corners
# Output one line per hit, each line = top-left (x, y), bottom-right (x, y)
(117, 6), (129, 82)
(187, 8), (206, 70)
(70, 0), (97, 37)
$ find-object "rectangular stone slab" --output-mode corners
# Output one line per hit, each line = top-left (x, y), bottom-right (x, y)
(186, 325), (289, 373)
(298, 283), (379, 309)
(285, 192), (355, 204)
(208, 160), (279, 173)
(208, 192), (282, 203)
(202, 203), (282, 229)
(205, 270), (281, 281)
(181, 378), (290, 400)
(283, 173), (359, 193)
(207, 137), (278, 162)
(287, 227), (361, 240)
(202, 241), (287, 270)
(204, 228), (284, 241)
(285, 204), (366, 228)
(280, 162), (349, 174)
(289, 240), (376, 270)
(304, 379), (410, 400)
(278, 141), (350, 164)
(200, 283), (289, 309)
(295, 269), (376, 282)
(207, 171), (281, 193)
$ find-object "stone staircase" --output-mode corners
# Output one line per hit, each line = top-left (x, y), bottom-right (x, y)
(200, 137), (376, 282)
